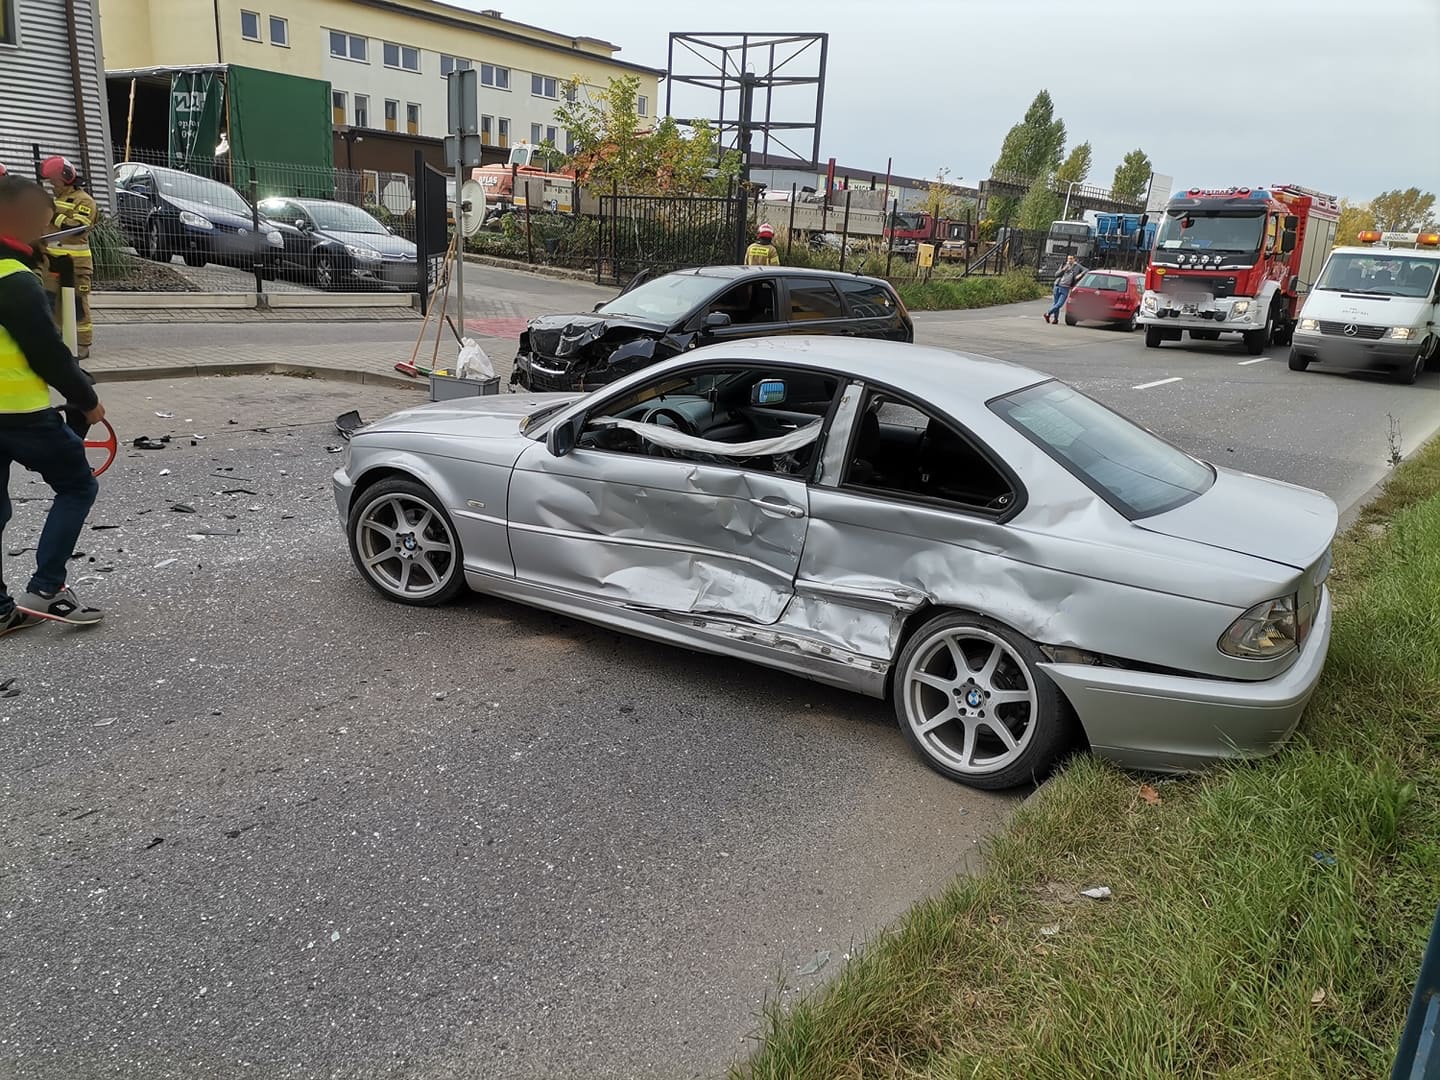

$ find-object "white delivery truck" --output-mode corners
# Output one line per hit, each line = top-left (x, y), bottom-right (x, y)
(1289, 229), (1440, 385)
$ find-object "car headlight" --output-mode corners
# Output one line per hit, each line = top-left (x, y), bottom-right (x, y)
(1388, 326), (1416, 340)
(178, 210), (213, 231)
(346, 244), (381, 262)
(1299, 317), (1319, 331)
(1219, 595), (1299, 659)
(1231, 300), (1251, 317)
(1142, 293), (1157, 314)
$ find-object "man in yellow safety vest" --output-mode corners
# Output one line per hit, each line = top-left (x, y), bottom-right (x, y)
(0, 174), (105, 632)
(40, 155), (97, 359)
(744, 223), (781, 266)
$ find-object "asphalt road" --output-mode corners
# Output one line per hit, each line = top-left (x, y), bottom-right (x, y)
(1, 376), (1006, 1080)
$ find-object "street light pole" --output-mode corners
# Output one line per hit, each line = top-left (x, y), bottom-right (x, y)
(1062, 180), (1081, 220)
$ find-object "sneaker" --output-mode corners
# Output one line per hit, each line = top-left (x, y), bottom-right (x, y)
(17, 587), (103, 625)
(0, 607), (37, 637)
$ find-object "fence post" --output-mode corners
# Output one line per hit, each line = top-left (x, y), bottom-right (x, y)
(787, 182), (797, 259)
(839, 190), (852, 271)
(249, 166), (263, 296)
(414, 150), (430, 316)
(885, 199), (896, 279)
(524, 179), (534, 264)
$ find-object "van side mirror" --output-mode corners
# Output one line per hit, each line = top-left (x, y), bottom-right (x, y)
(1281, 229), (1297, 254)
(546, 417), (579, 457)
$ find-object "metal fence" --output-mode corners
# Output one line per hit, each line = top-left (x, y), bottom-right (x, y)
(596, 191), (740, 286)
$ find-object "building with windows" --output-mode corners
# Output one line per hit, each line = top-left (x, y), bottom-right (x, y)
(0, 0), (115, 208)
(100, 0), (664, 156)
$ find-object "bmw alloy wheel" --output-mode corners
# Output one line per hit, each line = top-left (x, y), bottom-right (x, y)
(351, 485), (461, 603)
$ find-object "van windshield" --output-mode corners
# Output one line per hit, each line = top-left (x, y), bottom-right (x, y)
(1315, 252), (1437, 298)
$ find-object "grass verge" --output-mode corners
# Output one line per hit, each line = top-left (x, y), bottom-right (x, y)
(895, 272), (1047, 312)
(735, 435), (1440, 1080)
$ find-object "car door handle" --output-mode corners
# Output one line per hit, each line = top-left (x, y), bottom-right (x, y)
(748, 497), (806, 519)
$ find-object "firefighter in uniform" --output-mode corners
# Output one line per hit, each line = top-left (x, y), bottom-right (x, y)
(40, 156), (96, 359)
(744, 223), (781, 266)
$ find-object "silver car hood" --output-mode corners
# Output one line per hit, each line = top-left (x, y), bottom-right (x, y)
(358, 392), (581, 439)
(1136, 466), (1337, 571)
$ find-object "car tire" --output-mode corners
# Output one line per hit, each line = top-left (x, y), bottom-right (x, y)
(146, 218), (170, 263)
(1145, 325), (1163, 349)
(1421, 334), (1439, 372)
(892, 612), (1075, 790)
(182, 251), (206, 268)
(1064, 312), (1077, 326)
(1121, 315), (1137, 332)
(1287, 348), (1310, 372)
(1396, 348), (1426, 386)
(314, 254), (335, 291)
(346, 478), (467, 607)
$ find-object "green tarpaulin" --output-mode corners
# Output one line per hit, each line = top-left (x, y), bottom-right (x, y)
(224, 66), (335, 199)
(168, 71), (224, 174)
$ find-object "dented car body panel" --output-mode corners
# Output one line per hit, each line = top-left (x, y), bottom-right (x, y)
(336, 337), (1337, 774)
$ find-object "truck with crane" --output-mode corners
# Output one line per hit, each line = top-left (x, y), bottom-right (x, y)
(1138, 184), (1340, 355)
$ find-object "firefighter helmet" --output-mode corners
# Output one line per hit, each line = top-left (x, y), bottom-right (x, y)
(0, 162), (7, 178)
(40, 156), (78, 186)
(757, 223), (775, 240)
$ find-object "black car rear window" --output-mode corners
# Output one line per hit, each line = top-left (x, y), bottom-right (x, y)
(788, 281), (845, 320)
(837, 278), (899, 317)
(991, 381), (1214, 519)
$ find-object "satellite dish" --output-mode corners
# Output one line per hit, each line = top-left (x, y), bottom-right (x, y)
(381, 180), (411, 215)
(458, 179), (486, 237)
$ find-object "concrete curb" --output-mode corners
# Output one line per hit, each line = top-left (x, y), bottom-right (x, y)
(462, 254), (604, 285)
(91, 361), (429, 391)
(92, 292), (256, 310)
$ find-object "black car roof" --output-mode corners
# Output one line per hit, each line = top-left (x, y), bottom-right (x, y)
(668, 265), (892, 287)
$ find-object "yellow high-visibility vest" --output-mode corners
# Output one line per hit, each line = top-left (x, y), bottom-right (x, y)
(0, 259), (54, 414)
(744, 242), (780, 266)
(49, 189), (96, 259)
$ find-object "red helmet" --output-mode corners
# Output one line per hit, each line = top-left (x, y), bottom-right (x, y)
(757, 223), (775, 240)
(40, 156), (77, 185)
(0, 162), (7, 179)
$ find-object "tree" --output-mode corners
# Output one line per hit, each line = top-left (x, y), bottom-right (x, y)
(1369, 188), (1437, 233)
(1111, 149), (1152, 204)
(1055, 142), (1092, 186)
(922, 167), (974, 228)
(1018, 175), (1063, 234)
(989, 90), (1067, 223)
(552, 75), (737, 196)
(1335, 198), (1376, 247)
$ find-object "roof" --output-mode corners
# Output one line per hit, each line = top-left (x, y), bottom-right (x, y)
(675, 265), (890, 284)
(1329, 245), (1440, 259)
(683, 336), (1043, 404)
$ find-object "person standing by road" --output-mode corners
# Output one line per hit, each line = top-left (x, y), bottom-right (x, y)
(0, 174), (105, 632)
(1044, 254), (1087, 324)
(744, 223), (781, 266)
(40, 156), (96, 360)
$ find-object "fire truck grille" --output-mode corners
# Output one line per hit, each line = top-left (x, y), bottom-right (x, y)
(1317, 321), (1386, 340)
(1162, 274), (1239, 298)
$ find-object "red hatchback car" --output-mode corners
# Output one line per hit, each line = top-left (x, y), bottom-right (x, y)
(1064, 270), (1144, 331)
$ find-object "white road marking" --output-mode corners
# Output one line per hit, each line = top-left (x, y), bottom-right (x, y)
(1237, 357), (1268, 366)
(1132, 377), (1183, 390)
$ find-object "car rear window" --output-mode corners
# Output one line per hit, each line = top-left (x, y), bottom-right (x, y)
(1078, 273), (1127, 291)
(991, 381), (1214, 519)
(837, 278), (899, 318)
(788, 281), (846, 320)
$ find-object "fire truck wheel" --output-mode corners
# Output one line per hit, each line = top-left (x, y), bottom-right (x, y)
(1144, 325), (1163, 349)
(1287, 348), (1310, 372)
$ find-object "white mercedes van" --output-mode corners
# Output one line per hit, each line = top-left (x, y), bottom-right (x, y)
(1289, 230), (1440, 384)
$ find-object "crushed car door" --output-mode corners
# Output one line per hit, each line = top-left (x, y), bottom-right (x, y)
(508, 439), (811, 625)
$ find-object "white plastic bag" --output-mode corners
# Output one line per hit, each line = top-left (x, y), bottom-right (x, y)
(455, 338), (494, 380)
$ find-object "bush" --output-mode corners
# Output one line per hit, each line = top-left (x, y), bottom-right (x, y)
(896, 271), (1047, 311)
(88, 217), (137, 283)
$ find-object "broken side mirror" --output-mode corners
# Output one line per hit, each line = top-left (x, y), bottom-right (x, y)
(546, 417), (579, 457)
(751, 378), (787, 406)
(704, 312), (732, 329)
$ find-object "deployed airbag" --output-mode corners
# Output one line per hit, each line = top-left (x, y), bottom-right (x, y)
(598, 418), (822, 457)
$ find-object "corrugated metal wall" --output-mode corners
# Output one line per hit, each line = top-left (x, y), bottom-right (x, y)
(0, 0), (116, 210)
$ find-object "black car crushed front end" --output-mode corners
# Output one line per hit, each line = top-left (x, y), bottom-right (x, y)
(511, 314), (692, 392)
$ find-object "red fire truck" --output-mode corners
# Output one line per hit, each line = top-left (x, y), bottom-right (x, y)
(1138, 184), (1339, 355)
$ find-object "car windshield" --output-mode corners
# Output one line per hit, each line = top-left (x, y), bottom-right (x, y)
(597, 274), (727, 323)
(992, 381), (1214, 519)
(1314, 252), (1437, 298)
(155, 171), (251, 215)
(304, 203), (389, 234)
(1078, 273), (1127, 291)
(1156, 210), (1263, 253)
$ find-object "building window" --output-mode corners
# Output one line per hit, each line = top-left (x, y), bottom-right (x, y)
(638, 95), (648, 117)
(239, 10), (260, 41)
(383, 42), (419, 71)
(330, 30), (367, 62)
(481, 64), (509, 90)
(440, 55), (471, 77)
(406, 103), (421, 135)
(546, 125), (558, 145)
(531, 74), (558, 99)
(384, 99), (398, 132)
(268, 16), (288, 46)
(332, 90), (347, 126)
(354, 94), (369, 128)
(481, 115), (493, 145)
(0, 0), (15, 45)
(497, 117), (510, 149)
(530, 123), (542, 144)
(566, 131), (576, 155)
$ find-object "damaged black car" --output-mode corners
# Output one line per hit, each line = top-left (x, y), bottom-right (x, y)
(511, 266), (913, 391)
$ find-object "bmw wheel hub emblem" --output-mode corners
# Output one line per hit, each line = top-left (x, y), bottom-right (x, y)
(965, 688), (984, 708)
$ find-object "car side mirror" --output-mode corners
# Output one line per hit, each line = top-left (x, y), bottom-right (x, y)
(751, 378), (786, 406)
(1281, 229), (1297, 254)
(704, 312), (732, 329)
(546, 417), (579, 457)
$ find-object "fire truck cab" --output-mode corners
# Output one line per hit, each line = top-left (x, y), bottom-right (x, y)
(1139, 185), (1339, 356)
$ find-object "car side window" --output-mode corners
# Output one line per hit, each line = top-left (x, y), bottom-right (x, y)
(837, 278), (899, 318)
(844, 389), (1015, 513)
(115, 164), (136, 188)
(787, 281), (845, 321)
(262, 202), (298, 224)
(131, 168), (153, 192)
(706, 281), (777, 325)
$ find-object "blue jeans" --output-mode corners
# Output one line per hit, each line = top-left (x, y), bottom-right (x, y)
(0, 409), (98, 612)
(1047, 284), (1071, 318)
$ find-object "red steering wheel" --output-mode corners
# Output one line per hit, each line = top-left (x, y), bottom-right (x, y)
(85, 418), (118, 476)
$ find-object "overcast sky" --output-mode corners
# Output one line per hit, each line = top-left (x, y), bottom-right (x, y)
(462, 0), (1438, 202)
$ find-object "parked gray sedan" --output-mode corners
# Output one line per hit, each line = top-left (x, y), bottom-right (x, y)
(333, 338), (1337, 789)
